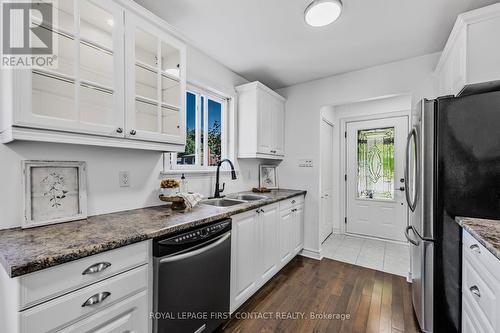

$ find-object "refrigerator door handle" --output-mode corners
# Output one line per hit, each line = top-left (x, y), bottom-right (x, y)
(404, 128), (419, 212)
(405, 225), (420, 246)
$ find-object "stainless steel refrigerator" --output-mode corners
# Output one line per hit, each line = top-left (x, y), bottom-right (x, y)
(404, 91), (500, 333)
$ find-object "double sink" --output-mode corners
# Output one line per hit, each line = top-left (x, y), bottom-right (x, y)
(201, 193), (268, 207)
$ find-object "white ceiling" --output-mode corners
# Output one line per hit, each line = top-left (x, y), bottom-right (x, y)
(136, 0), (499, 89)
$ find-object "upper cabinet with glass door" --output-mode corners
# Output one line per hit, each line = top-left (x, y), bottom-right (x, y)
(13, 0), (125, 137)
(124, 11), (186, 144)
(1, 0), (187, 152)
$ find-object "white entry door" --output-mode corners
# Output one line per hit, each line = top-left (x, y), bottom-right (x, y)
(320, 118), (334, 243)
(346, 117), (408, 241)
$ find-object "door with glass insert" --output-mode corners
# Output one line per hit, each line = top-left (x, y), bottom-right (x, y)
(346, 117), (408, 241)
(16, 0), (125, 137)
(125, 12), (186, 144)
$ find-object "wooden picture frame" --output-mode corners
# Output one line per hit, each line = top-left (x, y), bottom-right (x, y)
(22, 161), (87, 229)
(259, 164), (279, 189)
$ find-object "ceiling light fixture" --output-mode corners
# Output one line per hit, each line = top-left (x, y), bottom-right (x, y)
(304, 0), (343, 27)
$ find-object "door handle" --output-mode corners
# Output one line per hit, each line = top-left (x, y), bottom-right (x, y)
(404, 226), (420, 246)
(404, 128), (419, 212)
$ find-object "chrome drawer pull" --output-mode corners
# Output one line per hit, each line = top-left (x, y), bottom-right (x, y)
(82, 262), (112, 275)
(469, 244), (481, 253)
(291, 200), (296, 204)
(82, 292), (111, 307)
(470, 286), (481, 298)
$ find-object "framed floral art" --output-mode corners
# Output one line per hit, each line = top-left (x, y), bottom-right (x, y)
(22, 161), (87, 229)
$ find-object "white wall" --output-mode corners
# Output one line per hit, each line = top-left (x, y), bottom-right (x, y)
(0, 44), (256, 230)
(277, 52), (440, 256)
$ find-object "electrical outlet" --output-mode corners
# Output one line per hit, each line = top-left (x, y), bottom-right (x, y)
(299, 159), (314, 168)
(119, 171), (130, 187)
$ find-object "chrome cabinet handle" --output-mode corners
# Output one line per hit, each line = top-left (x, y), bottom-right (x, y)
(256, 209), (260, 214)
(82, 262), (111, 275)
(259, 208), (265, 213)
(82, 292), (111, 307)
(291, 200), (296, 204)
(129, 129), (137, 135)
(469, 244), (481, 253)
(470, 286), (481, 298)
(116, 127), (123, 134)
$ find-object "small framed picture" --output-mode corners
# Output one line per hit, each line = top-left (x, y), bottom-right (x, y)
(259, 164), (278, 189)
(22, 161), (87, 229)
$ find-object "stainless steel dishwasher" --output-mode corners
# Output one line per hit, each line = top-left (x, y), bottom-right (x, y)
(153, 218), (231, 333)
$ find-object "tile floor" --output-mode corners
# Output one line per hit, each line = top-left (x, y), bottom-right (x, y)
(321, 233), (410, 277)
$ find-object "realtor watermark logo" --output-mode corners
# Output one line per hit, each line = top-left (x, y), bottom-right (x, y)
(1, 0), (58, 68)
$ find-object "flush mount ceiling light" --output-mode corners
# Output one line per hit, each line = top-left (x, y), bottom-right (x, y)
(304, 0), (343, 27)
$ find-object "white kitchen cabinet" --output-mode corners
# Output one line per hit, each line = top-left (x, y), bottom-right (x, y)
(258, 203), (280, 284)
(236, 81), (286, 159)
(435, 3), (500, 97)
(0, 0), (186, 152)
(57, 290), (148, 333)
(230, 209), (260, 312)
(5, 0), (124, 137)
(230, 196), (305, 313)
(0, 240), (151, 333)
(462, 230), (500, 333)
(124, 10), (186, 144)
(279, 200), (304, 265)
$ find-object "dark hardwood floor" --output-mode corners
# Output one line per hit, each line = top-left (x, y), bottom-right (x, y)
(223, 256), (420, 333)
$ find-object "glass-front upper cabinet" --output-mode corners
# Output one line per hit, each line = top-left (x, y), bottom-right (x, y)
(16, 0), (125, 137)
(125, 11), (186, 144)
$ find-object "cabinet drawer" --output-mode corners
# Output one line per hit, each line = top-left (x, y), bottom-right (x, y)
(20, 265), (148, 333)
(279, 195), (304, 212)
(463, 257), (500, 331)
(463, 230), (500, 284)
(19, 241), (149, 310)
(56, 290), (149, 333)
(463, 289), (494, 333)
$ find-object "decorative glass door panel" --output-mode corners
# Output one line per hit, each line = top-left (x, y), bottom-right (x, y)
(357, 127), (395, 200)
(23, 0), (124, 135)
(346, 117), (408, 241)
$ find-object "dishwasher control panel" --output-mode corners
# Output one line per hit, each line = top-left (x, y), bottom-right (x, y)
(154, 219), (232, 256)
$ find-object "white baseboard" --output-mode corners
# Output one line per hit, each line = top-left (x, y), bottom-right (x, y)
(299, 248), (322, 260)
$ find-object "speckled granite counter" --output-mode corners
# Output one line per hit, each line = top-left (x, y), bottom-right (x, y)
(0, 189), (306, 278)
(456, 216), (500, 260)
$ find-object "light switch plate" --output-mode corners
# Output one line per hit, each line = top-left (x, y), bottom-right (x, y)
(119, 171), (130, 187)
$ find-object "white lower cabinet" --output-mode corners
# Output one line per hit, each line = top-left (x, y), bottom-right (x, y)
(0, 240), (151, 333)
(230, 196), (304, 313)
(462, 230), (500, 333)
(57, 291), (148, 333)
(258, 203), (280, 284)
(230, 210), (260, 312)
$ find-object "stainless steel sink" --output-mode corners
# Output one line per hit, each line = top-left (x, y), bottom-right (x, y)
(201, 198), (247, 207)
(229, 194), (267, 201)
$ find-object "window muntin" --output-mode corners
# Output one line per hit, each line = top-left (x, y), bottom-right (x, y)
(174, 88), (227, 169)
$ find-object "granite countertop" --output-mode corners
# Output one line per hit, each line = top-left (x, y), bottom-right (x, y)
(0, 189), (306, 278)
(456, 216), (500, 260)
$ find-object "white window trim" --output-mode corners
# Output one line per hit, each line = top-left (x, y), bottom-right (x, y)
(164, 83), (233, 173)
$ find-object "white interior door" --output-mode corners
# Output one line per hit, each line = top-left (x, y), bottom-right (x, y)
(346, 116), (408, 241)
(320, 118), (334, 243)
